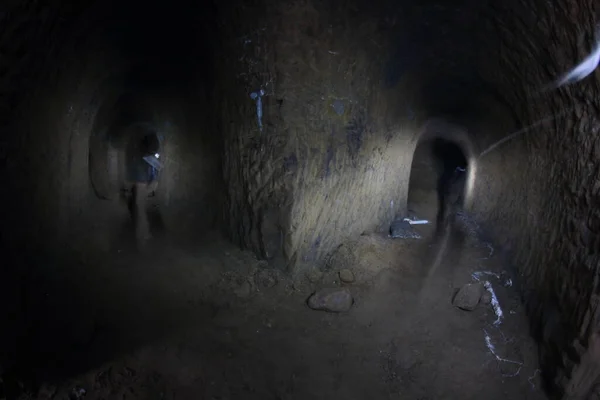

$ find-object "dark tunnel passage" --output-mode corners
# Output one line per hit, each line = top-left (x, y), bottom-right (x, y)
(407, 137), (469, 228)
(1, 0), (600, 398)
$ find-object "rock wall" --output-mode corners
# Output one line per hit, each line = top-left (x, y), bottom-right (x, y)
(215, 0), (422, 271)
(0, 0), (221, 260)
(0, 0), (122, 374)
(0, 0), (223, 374)
(468, 1), (600, 397)
(4, 17), (128, 259)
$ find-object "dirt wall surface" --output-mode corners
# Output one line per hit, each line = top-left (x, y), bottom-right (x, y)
(465, 2), (600, 397)
(1, 0), (600, 397)
(215, 0), (426, 269)
(213, 0), (527, 271)
(0, 0), (219, 256)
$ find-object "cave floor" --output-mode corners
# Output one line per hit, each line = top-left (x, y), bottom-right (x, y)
(11, 196), (548, 400)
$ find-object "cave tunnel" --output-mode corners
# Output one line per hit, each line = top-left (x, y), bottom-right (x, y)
(1, 0), (599, 398)
(407, 135), (469, 226)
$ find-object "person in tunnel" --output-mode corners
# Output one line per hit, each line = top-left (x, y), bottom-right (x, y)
(432, 138), (468, 231)
(125, 132), (162, 249)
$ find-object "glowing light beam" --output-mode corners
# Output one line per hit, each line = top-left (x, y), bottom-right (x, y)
(549, 25), (600, 90)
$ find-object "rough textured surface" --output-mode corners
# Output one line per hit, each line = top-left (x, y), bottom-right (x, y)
(464, 2), (600, 397)
(213, 0), (419, 269)
(453, 283), (485, 311)
(0, 227), (548, 399)
(339, 268), (355, 283)
(1, 0), (599, 397)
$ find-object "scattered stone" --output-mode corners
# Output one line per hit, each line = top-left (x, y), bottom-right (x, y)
(255, 269), (278, 288)
(307, 288), (353, 312)
(452, 283), (485, 311)
(339, 269), (355, 283)
(306, 269), (323, 283)
(234, 280), (252, 298)
(480, 291), (492, 305)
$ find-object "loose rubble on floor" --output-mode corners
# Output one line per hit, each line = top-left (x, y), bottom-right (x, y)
(1, 228), (545, 399)
(339, 268), (355, 283)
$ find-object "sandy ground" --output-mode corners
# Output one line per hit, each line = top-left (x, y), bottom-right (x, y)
(2, 189), (547, 400)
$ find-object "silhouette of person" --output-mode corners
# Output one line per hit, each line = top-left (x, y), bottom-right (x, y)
(432, 138), (467, 231)
(126, 133), (161, 249)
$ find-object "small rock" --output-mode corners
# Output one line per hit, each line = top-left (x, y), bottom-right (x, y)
(306, 269), (323, 283)
(234, 281), (252, 298)
(452, 283), (485, 311)
(480, 291), (492, 305)
(339, 269), (355, 283)
(307, 288), (353, 312)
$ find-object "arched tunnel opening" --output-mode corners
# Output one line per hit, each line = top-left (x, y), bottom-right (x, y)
(407, 136), (469, 226)
(1, 0), (600, 398)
